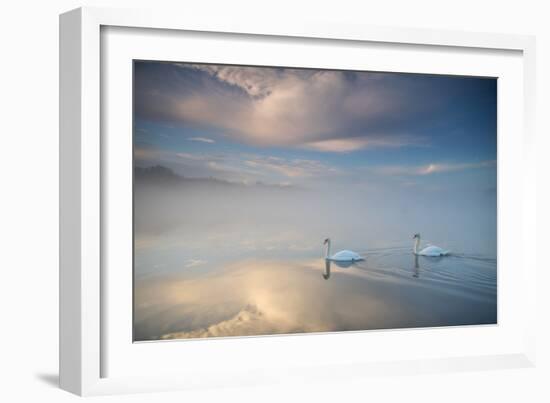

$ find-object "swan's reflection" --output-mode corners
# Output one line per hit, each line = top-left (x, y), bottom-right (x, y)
(323, 259), (331, 280)
(413, 254), (444, 278)
(322, 259), (354, 280)
(413, 254), (420, 278)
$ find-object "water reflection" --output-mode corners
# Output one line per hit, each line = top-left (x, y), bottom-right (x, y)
(323, 259), (331, 280)
(412, 254), (445, 278)
(322, 258), (356, 280)
(134, 251), (497, 340)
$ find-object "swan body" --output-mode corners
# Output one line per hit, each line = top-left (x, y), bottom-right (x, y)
(413, 233), (449, 257)
(330, 250), (362, 261)
(324, 238), (363, 262)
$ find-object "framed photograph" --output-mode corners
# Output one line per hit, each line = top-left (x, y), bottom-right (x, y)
(60, 7), (537, 396)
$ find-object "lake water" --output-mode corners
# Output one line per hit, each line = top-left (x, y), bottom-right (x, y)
(134, 240), (496, 341)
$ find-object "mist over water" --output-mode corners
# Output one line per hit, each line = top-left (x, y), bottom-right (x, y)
(133, 167), (497, 341)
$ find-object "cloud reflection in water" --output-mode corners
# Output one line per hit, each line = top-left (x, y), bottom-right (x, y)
(134, 254), (496, 341)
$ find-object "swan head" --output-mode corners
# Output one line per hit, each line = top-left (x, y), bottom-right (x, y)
(323, 238), (330, 245)
(413, 233), (420, 239)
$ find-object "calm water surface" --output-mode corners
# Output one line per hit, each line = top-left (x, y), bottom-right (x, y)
(134, 240), (496, 341)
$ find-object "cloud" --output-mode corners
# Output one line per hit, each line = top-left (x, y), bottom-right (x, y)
(175, 152), (210, 161)
(303, 135), (424, 153)
(375, 160), (496, 176)
(244, 156), (338, 178)
(135, 63), (418, 150)
(141, 148), (338, 184)
(188, 137), (215, 143)
(134, 147), (159, 161)
(184, 259), (207, 268)
(188, 65), (282, 98)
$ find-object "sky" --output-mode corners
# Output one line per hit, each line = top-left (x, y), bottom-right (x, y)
(133, 61), (497, 191)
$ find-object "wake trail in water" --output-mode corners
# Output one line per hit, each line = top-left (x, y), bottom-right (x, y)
(449, 253), (496, 264)
(355, 245), (495, 262)
(338, 245), (496, 295)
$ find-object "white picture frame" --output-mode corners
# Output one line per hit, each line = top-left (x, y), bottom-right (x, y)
(60, 6), (537, 396)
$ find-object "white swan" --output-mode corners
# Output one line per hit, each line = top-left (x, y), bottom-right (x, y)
(413, 233), (449, 256)
(324, 238), (363, 262)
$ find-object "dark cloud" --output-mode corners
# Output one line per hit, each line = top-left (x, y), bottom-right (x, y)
(134, 62), (495, 151)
